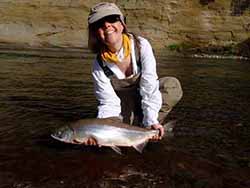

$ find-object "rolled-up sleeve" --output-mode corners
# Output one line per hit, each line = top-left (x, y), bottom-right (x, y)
(92, 60), (121, 118)
(139, 38), (162, 127)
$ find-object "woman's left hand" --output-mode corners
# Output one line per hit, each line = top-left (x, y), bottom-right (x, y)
(150, 124), (164, 140)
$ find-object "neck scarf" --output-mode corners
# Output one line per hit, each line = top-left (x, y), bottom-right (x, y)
(101, 34), (131, 64)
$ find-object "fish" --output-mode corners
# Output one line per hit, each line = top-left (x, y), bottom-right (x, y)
(51, 118), (175, 154)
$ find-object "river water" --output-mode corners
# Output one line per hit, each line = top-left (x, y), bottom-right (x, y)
(0, 51), (249, 188)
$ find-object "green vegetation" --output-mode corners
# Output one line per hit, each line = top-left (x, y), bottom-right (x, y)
(166, 42), (196, 52)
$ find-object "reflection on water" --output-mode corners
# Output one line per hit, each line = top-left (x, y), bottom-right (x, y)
(0, 52), (249, 188)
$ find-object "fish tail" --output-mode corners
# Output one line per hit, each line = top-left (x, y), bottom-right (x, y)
(162, 120), (176, 137)
(163, 120), (176, 132)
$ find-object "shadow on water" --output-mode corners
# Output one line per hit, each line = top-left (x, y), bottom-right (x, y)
(0, 52), (249, 187)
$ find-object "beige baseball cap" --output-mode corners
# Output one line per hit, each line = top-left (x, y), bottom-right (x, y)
(88, 2), (125, 25)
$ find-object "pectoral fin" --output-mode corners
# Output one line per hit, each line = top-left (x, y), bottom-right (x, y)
(73, 138), (84, 144)
(73, 136), (89, 144)
(133, 140), (148, 153)
(73, 135), (98, 145)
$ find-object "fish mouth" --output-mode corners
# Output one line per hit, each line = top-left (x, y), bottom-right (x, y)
(50, 126), (75, 143)
(51, 134), (74, 144)
(51, 134), (67, 142)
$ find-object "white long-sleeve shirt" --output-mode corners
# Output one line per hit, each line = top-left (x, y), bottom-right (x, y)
(92, 36), (162, 127)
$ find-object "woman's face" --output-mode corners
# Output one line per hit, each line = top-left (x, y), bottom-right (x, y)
(95, 15), (124, 50)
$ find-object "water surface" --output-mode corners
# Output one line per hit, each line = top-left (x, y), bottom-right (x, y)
(0, 52), (249, 188)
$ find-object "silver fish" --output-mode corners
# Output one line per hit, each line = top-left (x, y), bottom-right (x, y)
(51, 118), (175, 154)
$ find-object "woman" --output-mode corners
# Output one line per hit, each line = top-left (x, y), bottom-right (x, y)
(86, 2), (183, 145)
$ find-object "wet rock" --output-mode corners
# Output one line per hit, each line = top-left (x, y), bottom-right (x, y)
(200, 0), (215, 6)
(231, 0), (250, 16)
(236, 38), (250, 57)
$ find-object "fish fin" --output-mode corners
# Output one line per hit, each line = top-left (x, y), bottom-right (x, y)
(133, 140), (148, 153)
(73, 138), (83, 144)
(110, 146), (122, 155)
(163, 120), (176, 132)
(163, 120), (177, 137)
(73, 136), (98, 145)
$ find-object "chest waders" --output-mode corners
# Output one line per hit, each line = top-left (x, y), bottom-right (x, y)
(97, 49), (143, 125)
(97, 41), (183, 126)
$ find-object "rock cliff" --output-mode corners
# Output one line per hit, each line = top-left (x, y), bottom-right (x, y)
(0, 0), (249, 55)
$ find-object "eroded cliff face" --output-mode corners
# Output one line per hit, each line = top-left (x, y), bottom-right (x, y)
(0, 0), (249, 54)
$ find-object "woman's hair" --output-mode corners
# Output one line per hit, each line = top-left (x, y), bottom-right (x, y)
(88, 21), (129, 53)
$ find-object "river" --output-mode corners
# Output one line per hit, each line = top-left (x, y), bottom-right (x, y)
(0, 50), (249, 188)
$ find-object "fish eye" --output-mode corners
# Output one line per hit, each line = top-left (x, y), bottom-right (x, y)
(57, 131), (63, 138)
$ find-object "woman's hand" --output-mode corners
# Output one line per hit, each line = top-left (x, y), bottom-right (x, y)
(149, 124), (164, 140)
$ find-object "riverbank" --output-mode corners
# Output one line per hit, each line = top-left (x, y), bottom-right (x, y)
(0, 44), (249, 61)
(0, 0), (249, 54)
(0, 44), (92, 59)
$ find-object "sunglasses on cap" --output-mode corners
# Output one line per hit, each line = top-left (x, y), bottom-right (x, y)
(92, 15), (120, 30)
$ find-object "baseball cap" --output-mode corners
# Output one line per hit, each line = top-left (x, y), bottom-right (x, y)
(88, 2), (125, 25)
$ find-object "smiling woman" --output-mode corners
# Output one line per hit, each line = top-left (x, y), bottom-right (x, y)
(86, 2), (183, 145)
(96, 16), (125, 55)
(88, 3), (127, 53)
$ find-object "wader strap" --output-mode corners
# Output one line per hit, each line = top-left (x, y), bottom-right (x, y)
(97, 54), (114, 78)
(132, 33), (142, 70)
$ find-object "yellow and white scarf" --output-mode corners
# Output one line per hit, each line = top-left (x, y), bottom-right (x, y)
(101, 34), (131, 64)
